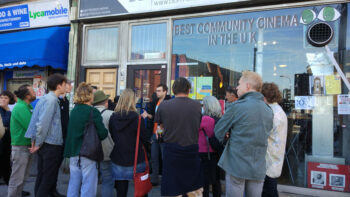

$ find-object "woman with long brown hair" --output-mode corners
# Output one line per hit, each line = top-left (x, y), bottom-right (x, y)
(109, 88), (148, 197)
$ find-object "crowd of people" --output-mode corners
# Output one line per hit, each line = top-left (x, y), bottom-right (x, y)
(0, 71), (288, 197)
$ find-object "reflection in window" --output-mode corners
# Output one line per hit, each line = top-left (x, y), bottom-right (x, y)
(86, 27), (119, 62)
(172, 3), (350, 192)
(131, 23), (167, 60)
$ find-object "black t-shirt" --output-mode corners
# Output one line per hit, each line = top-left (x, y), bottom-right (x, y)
(155, 97), (201, 147)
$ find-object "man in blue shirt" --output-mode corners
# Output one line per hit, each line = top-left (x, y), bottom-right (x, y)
(25, 73), (67, 197)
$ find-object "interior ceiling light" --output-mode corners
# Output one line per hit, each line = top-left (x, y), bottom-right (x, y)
(279, 64), (287, 68)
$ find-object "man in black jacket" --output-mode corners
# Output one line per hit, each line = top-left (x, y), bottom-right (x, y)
(50, 80), (72, 197)
(141, 84), (170, 186)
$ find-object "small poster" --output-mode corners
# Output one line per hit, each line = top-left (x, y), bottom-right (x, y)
(338, 95), (350, 115)
(295, 96), (315, 110)
(310, 76), (325, 95)
(33, 77), (46, 98)
(325, 75), (341, 95)
(170, 80), (174, 95)
(308, 162), (350, 192)
(186, 77), (197, 99)
(197, 77), (213, 100)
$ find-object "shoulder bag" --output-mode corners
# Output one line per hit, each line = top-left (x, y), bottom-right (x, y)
(134, 116), (152, 197)
(79, 109), (104, 163)
(202, 128), (224, 156)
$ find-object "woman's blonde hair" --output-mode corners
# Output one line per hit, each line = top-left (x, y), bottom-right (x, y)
(115, 88), (137, 114)
(74, 82), (93, 104)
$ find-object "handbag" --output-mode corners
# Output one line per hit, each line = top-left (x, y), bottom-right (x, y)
(79, 109), (104, 163)
(202, 128), (224, 156)
(133, 116), (152, 197)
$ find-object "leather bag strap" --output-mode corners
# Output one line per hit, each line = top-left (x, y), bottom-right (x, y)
(134, 116), (149, 175)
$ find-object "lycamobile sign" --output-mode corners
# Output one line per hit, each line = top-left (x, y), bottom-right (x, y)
(0, 0), (69, 32)
(29, 6), (68, 19)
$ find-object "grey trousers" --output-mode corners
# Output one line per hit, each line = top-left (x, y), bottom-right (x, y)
(7, 146), (33, 197)
(225, 173), (264, 197)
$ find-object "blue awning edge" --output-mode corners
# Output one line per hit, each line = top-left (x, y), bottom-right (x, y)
(0, 26), (70, 70)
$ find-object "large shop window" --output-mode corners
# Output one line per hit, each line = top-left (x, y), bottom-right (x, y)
(130, 23), (167, 60)
(84, 27), (119, 63)
(172, 3), (350, 193)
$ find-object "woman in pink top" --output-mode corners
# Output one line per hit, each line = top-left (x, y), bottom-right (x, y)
(199, 96), (222, 197)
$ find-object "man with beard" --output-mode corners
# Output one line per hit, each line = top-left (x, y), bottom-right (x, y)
(8, 85), (36, 197)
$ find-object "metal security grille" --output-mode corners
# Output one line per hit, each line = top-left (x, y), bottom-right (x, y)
(307, 22), (334, 47)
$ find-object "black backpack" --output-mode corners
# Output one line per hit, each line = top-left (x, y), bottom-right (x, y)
(79, 110), (104, 163)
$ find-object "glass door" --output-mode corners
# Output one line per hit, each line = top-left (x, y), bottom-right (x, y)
(127, 64), (167, 110)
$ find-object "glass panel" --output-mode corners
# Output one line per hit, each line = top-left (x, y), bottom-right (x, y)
(131, 23), (167, 60)
(86, 27), (119, 62)
(134, 69), (161, 103)
(172, 3), (350, 193)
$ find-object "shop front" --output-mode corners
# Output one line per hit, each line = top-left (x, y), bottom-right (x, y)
(0, 0), (70, 99)
(76, 0), (350, 195)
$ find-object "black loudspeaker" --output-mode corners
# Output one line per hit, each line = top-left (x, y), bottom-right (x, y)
(295, 73), (310, 96)
(307, 22), (334, 47)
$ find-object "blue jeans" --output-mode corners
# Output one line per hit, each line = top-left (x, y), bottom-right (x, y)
(151, 134), (163, 184)
(67, 156), (98, 197)
(99, 161), (114, 197)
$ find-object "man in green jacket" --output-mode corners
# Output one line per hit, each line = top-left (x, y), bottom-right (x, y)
(8, 85), (36, 197)
(214, 71), (273, 197)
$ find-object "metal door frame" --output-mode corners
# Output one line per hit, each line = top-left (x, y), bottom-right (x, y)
(126, 64), (167, 90)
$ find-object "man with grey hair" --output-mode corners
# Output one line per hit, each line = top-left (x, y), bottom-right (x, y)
(214, 71), (273, 197)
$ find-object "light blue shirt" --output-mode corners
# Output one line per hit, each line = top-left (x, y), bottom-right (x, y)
(25, 91), (63, 146)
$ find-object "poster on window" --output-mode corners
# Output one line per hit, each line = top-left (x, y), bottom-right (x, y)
(186, 77), (197, 99)
(308, 162), (350, 192)
(33, 77), (45, 98)
(338, 95), (350, 115)
(309, 76), (325, 95)
(325, 75), (341, 95)
(295, 96), (315, 110)
(197, 77), (213, 100)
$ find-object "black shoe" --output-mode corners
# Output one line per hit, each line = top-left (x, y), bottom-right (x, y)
(22, 191), (30, 196)
(50, 190), (66, 197)
(151, 182), (159, 187)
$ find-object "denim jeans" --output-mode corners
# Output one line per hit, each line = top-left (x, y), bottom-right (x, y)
(99, 160), (114, 197)
(150, 134), (163, 184)
(67, 156), (98, 197)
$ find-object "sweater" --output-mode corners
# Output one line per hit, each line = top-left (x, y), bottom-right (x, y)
(10, 99), (32, 146)
(64, 104), (108, 158)
(109, 111), (147, 166)
(95, 105), (114, 161)
(198, 115), (215, 153)
(161, 143), (203, 196)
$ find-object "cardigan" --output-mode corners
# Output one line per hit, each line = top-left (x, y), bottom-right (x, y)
(64, 104), (108, 158)
(198, 115), (215, 153)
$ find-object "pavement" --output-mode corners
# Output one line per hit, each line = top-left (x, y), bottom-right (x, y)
(0, 156), (309, 197)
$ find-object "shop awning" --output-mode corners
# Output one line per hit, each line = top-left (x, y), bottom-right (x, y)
(0, 26), (70, 70)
